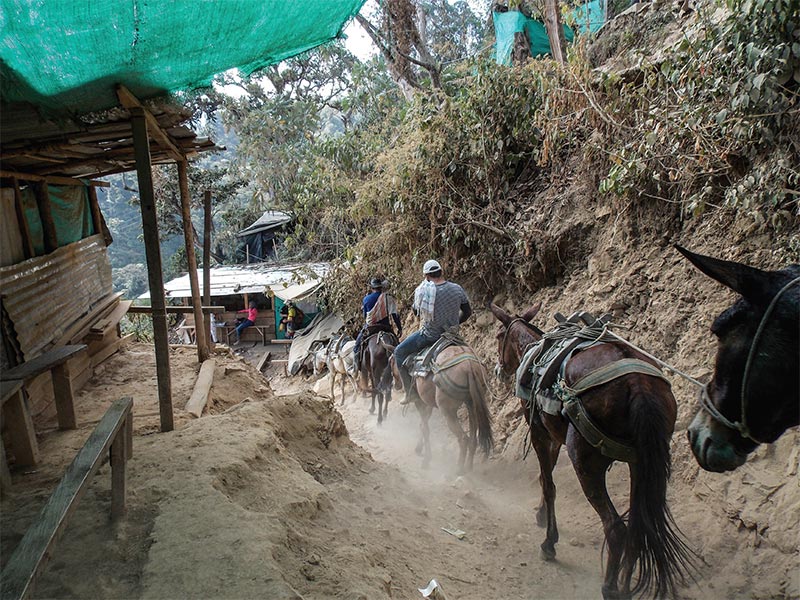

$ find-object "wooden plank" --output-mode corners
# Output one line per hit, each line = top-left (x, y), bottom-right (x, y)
(86, 186), (103, 242)
(1, 345), (87, 382)
(59, 293), (123, 346)
(85, 300), (131, 341)
(184, 358), (215, 418)
(0, 171), (110, 187)
(0, 398), (132, 600)
(130, 109), (173, 433)
(203, 189), (212, 355)
(256, 352), (272, 373)
(127, 305), (224, 314)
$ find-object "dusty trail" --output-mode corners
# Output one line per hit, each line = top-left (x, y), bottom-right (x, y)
(318, 380), (627, 600)
(1, 344), (794, 599)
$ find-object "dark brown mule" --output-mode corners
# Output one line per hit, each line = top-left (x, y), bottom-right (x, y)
(384, 343), (494, 474)
(490, 302), (694, 600)
(677, 246), (800, 473)
(360, 331), (396, 425)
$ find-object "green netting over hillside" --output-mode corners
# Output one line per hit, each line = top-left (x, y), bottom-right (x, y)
(0, 0), (366, 114)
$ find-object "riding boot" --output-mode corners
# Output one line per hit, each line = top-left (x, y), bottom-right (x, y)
(399, 368), (419, 405)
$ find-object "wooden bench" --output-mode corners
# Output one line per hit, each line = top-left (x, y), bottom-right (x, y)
(0, 345), (87, 430)
(222, 324), (272, 346)
(0, 397), (133, 600)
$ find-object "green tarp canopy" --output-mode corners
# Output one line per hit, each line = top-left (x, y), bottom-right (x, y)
(493, 2), (605, 65)
(0, 0), (366, 115)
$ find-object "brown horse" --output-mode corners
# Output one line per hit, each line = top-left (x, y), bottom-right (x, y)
(360, 331), (397, 424)
(490, 302), (694, 600)
(384, 342), (494, 474)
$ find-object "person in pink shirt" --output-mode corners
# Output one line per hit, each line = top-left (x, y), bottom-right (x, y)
(234, 300), (258, 343)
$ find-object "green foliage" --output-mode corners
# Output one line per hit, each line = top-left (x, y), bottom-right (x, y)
(592, 0), (799, 222)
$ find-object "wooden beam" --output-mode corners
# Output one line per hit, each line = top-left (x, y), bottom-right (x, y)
(116, 85), (184, 162)
(127, 305), (224, 314)
(32, 182), (58, 253)
(11, 178), (35, 259)
(184, 358), (215, 418)
(177, 160), (208, 362)
(0, 171), (110, 187)
(203, 189), (213, 354)
(130, 108), (173, 433)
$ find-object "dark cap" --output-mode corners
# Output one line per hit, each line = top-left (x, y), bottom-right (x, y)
(369, 277), (383, 289)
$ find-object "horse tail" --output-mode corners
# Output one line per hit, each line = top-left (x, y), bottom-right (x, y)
(626, 386), (695, 597)
(467, 361), (494, 456)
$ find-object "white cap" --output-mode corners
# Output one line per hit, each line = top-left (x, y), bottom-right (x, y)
(423, 259), (442, 275)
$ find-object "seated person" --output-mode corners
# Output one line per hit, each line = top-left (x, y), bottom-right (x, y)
(234, 300), (258, 343)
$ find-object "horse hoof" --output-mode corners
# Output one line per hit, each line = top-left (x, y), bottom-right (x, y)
(539, 545), (556, 561)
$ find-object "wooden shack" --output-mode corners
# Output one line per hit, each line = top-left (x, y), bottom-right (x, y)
(0, 102), (217, 429)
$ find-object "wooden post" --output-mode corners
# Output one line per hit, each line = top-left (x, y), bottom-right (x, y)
(3, 388), (39, 467)
(11, 178), (34, 259)
(110, 430), (126, 519)
(130, 107), (173, 433)
(51, 362), (77, 430)
(544, 0), (567, 64)
(177, 161), (209, 362)
(203, 190), (213, 353)
(33, 181), (58, 253)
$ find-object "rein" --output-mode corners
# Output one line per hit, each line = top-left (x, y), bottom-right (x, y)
(498, 318), (541, 373)
(699, 275), (800, 443)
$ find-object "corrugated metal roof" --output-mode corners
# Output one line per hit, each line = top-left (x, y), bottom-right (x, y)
(139, 262), (329, 300)
(237, 210), (293, 237)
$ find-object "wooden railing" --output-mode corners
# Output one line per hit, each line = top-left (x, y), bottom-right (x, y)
(0, 397), (133, 600)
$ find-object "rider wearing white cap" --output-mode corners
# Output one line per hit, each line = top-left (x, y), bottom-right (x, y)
(394, 259), (472, 404)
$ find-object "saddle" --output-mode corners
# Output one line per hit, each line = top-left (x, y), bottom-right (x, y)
(406, 330), (466, 378)
(360, 327), (398, 363)
(516, 311), (671, 464)
(516, 311), (612, 416)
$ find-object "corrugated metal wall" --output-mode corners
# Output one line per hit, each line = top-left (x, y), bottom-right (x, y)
(0, 234), (113, 361)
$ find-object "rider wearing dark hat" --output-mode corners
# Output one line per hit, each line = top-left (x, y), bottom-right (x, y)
(353, 277), (402, 372)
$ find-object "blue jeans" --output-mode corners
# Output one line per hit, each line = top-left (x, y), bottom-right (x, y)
(394, 330), (437, 392)
(235, 319), (254, 339)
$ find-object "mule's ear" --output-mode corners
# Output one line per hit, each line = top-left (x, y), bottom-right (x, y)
(521, 302), (541, 322)
(488, 302), (513, 327)
(676, 245), (773, 304)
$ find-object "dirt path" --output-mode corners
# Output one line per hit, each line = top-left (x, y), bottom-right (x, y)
(297, 376), (631, 599)
(1, 344), (794, 599)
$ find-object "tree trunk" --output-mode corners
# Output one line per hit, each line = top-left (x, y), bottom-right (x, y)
(544, 0), (567, 64)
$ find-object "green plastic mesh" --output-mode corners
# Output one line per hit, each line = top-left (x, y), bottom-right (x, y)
(0, 0), (366, 114)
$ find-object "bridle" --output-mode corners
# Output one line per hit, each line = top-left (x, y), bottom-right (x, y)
(497, 317), (541, 375)
(698, 275), (800, 444)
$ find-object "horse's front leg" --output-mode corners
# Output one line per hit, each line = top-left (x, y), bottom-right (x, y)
(376, 389), (384, 425)
(529, 418), (562, 561)
(565, 427), (627, 599)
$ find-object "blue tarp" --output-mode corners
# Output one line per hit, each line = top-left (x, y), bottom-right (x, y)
(493, 1), (604, 65)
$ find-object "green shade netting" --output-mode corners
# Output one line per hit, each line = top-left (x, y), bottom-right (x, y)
(494, 2), (604, 65)
(0, 0), (366, 114)
(20, 184), (95, 253)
